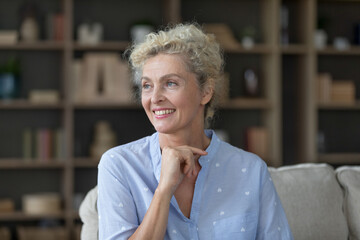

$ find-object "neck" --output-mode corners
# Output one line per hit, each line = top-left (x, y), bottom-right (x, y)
(159, 129), (210, 151)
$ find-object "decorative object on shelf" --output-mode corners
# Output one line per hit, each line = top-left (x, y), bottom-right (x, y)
(214, 129), (230, 143)
(77, 21), (103, 45)
(314, 29), (328, 50)
(20, 16), (39, 42)
(90, 121), (117, 161)
(0, 30), (18, 44)
(244, 127), (269, 161)
(72, 53), (133, 103)
(333, 37), (350, 50)
(28, 89), (60, 103)
(315, 16), (329, 50)
(17, 226), (66, 240)
(355, 23), (360, 45)
(240, 26), (256, 49)
(0, 198), (15, 213)
(203, 23), (241, 50)
(19, 2), (40, 42)
(280, 5), (289, 45)
(130, 20), (154, 44)
(0, 57), (21, 100)
(22, 192), (61, 215)
(243, 68), (259, 97)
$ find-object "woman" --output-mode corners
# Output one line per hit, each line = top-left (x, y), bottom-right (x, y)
(97, 23), (293, 239)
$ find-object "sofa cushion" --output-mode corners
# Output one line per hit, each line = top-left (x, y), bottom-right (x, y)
(336, 166), (360, 240)
(79, 186), (98, 240)
(269, 163), (348, 240)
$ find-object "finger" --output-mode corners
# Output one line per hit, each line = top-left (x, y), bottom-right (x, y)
(184, 146), (208, 156)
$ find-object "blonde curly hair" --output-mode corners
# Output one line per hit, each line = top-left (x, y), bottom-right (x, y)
(128, 23), (224, 127)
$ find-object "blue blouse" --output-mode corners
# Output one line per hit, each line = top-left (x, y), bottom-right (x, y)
(97, 130), (293, 239)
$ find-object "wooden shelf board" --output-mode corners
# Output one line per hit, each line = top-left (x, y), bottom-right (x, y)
(73, 101), (142, 109)
(317, 46), (360, 55)
(0, 211), (65, 221)
(220, 98), (272, 109)
(223, 44), (273, 54)
(0, 159), (66, 169)
(318, 101), (360, 110)
(281, 44), (308, 54)
(74, 158), (99, 168)
(0, 41), (64, 50)
(318, 153), (360, 164)
(74, 41), (130, 51)
(0, 100), (65, 110)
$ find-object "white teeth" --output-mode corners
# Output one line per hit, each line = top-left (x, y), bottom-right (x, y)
(154, 109), (175, 115)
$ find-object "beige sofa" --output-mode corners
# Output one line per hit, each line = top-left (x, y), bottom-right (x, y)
(79, 163), (360, 240)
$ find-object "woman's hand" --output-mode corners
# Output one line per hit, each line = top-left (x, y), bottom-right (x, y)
(158, 146), (207, 196)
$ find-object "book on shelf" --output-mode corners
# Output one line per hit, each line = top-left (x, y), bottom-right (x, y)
(317, 73), (356, 104)
(72, 53), (133, 104)
(244, 127), (269, 160)
(45, 13), (64, 41)
(317, 73), (332, 103)
(331, 80), (356, 104)
(22, 128), (66, 162)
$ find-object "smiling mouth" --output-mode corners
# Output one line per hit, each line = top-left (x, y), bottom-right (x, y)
(153, 109), (176, 116)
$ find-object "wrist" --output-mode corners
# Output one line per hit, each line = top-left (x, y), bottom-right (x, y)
(156, 184), (173, 201)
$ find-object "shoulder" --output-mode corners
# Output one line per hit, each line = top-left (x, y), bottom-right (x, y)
(217, 140), (267, 170)
(98, 134), (155, 173)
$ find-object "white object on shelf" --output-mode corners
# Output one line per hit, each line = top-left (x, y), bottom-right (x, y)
(22, 193), (61, 215)
(20, 17), (39, 42)
(333, 37), (350, 50)
(78, 22), (103, 45)
(130, 25), (154, 44)
(314, 29), (327, 50)
(0, 31), (18, 44)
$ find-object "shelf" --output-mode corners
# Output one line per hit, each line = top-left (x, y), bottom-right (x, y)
(318, 153), (360, 165)
(281, 44), (308, 55)
(0, 159), (66, 169)
(74, 158), (99, 168)
(0, 211), (65, 221)
(73, 101), (141, 110)
(220, 98), (272, 109)
(73, 41), (131, 51)
(0, 41), (64, 51)
(223, 44), (273, 54)
(317, 46), (360, 55)
(318, 101), (360, 110)
(0, 100), (65, 110)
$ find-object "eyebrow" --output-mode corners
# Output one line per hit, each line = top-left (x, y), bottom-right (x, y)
(140, 73), (185, 82)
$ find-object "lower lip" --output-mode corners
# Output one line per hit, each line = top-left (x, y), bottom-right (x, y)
(154, 112), (174, 119)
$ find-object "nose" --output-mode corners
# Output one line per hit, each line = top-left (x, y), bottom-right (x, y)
(151, 86), (165, 104)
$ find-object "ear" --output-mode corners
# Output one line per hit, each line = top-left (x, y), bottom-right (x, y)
(201, 83), (214, 105)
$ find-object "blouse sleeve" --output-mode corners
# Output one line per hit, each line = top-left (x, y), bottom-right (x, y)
(97, 151), (139, 240)
(256, 162), (294, 240)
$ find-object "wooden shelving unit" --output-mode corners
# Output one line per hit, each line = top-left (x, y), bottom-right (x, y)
(1, 0), (359, 239)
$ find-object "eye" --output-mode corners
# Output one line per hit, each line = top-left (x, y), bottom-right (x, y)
(166, 81), (177, 87)
(142, 83), (151, 90)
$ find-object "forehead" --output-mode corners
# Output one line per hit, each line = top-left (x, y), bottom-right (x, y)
(142, 54), (189, 76)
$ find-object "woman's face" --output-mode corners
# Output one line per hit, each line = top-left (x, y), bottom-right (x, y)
(141, 54), (212, 135)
